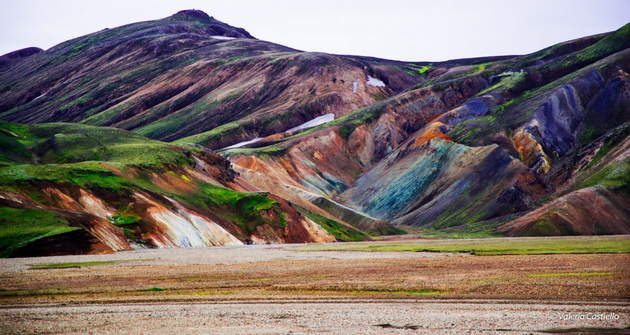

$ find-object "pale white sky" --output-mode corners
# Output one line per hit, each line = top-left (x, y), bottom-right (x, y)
(1, 0), (628, 62)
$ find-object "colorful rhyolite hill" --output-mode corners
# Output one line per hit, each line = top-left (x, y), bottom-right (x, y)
(0, 10), (628, 256)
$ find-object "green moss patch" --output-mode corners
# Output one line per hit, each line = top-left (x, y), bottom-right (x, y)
(238, 195), (277, 212)
(577, 162), (630, 196)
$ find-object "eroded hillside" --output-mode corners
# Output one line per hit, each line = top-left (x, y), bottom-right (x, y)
(220, 24), (630, 237)
(0, 10), (628, 256)
(0, 122), (374, 257)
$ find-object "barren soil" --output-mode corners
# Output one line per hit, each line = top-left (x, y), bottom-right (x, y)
(1, 236), (629, 334)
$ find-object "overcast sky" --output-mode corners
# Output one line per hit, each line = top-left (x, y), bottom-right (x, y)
(1, 0), (628, 62)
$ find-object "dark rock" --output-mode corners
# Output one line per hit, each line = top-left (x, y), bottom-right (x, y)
(0, 47), (43, 68)
(172, 9), (212, 21)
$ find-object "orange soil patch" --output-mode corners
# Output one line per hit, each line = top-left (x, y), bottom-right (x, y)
(410, 122), (453, 149)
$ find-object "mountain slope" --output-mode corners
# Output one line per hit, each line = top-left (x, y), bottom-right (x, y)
(0, 10), (422, 150)
(0, 11), (628, 256)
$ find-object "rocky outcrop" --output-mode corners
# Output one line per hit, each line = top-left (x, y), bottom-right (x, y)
(513, 128), (553, 174)
(513, 83), (592, 173)
(511, 61), (629, 176)
(229, 132), (402, 235)
(436, 94), (504, 126)
(0, 47), (42, 69)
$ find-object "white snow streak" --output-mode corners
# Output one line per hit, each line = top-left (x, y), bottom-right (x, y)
(224, 137), (263, 149)
(210, 36), (237, 40)
(286, 113), (335, 133)
(222, 114), (336, 150)
(367, 75), (385, 87)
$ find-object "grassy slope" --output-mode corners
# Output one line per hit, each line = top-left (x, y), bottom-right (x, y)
(573, 125), (630, 197)
(0, 122), (184, 255)
(0, 121), (187, 196)
(0, 121), (191, 165)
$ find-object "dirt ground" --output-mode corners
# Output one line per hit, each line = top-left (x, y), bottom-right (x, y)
(1, 237), (629, 334)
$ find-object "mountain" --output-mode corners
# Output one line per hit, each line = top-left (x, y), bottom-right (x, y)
(0, 10), (628, 256)
(0, 10), (420, 147)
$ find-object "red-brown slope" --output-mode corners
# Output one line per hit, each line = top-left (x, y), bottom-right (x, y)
(499, 186), (630, 236)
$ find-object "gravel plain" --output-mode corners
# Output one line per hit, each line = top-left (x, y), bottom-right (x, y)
(2, 300), (629, 334)
(0, 241), (464, 273)
(1, 238), (629, 334)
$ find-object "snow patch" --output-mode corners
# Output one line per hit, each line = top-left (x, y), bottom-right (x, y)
(28, 93), (47, 103)
(352, 80), (359, 93)
(210, 35), (236, 40)
(286, 113), (335, 133)
(367, 75), (385, 87)
(222, 114), (335, 150)
(225, 137), (263, 149)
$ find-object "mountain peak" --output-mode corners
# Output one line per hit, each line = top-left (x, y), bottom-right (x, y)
(169, 9), (255, 39)
(172, 9), (212, 21)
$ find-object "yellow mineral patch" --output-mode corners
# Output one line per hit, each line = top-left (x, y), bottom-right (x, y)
(512, 129), (551, 174)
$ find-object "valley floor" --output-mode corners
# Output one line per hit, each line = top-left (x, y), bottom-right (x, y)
(1, 236), (629, 334)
